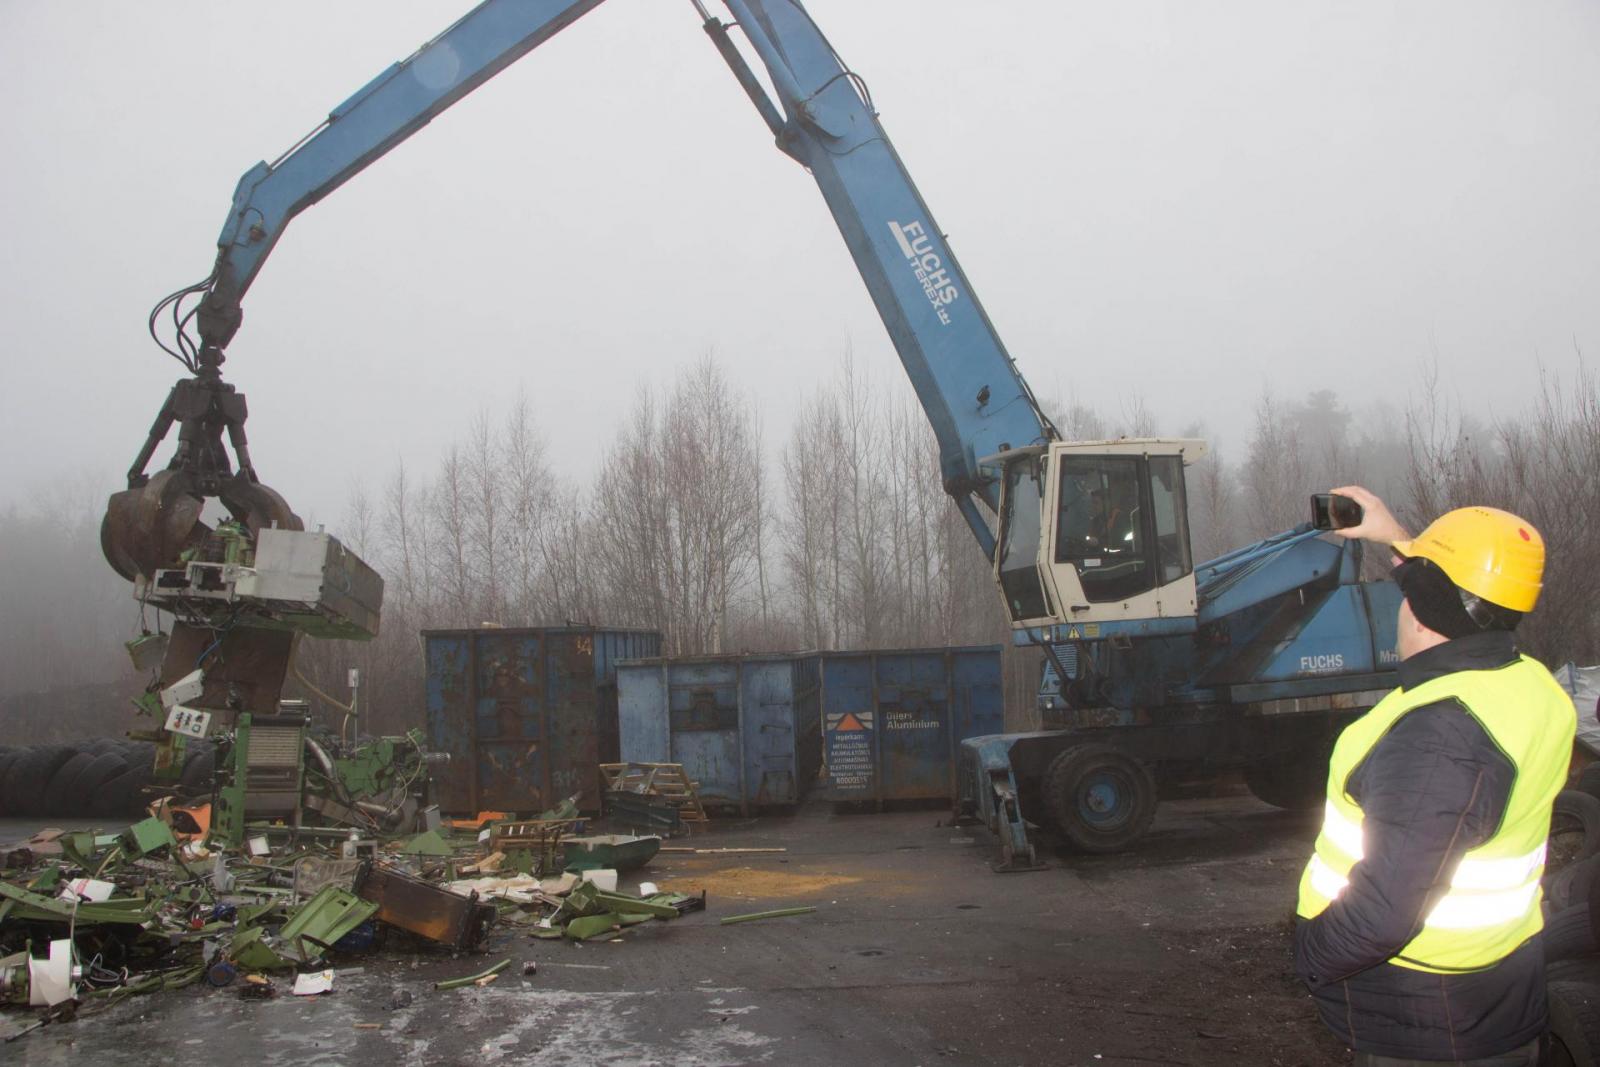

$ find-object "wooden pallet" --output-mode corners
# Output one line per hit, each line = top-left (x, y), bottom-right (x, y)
(599, 762), (709, 830)
(484, 817), (579, 874)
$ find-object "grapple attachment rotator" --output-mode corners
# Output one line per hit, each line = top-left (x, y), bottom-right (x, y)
(101, 368), (301, 582)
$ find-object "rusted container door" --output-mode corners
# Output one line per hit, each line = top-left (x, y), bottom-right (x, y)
(426, 628), (662, 815)
(874, 651), (954, 801)
(539, 630), (604, 808)
(424, 634), (476, 813)
(616, 655), (817, 813)
(666, 660), (743, 810)
(821, 646), (1004, 803)
(743, 657), (802, 807)
(821, 656), (877, 800)
(470, 630), (551, 813)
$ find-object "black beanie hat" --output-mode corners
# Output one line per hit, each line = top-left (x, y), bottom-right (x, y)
(1392, 556), (1481, 640)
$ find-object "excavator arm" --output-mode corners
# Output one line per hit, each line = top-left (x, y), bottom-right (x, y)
(117, 0), (1054, 588)
(192, 0), (608, 356)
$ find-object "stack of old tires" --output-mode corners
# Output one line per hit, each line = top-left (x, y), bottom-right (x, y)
(1543, 783), (1600, 1066)
(0, 739), (215, 819)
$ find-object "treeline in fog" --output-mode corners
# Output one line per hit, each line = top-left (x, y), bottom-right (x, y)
(4, 355), (1598, 742)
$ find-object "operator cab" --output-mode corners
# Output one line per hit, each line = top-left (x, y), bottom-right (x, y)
(992, 439), (1208, 630)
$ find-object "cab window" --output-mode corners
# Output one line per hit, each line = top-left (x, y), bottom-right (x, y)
(997, 456), (1051, 621)
(1055, 456), (1154, 602)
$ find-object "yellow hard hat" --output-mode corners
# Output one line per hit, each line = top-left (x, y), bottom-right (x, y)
(1391, 506), (1544, 613)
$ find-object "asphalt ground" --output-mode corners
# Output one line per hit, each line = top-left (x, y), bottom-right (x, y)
(1, 795), (1348, 1066)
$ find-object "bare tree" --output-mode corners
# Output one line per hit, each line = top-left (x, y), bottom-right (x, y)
(430, 446), (473, 626)
(1241, 388), (1309, 539)
(1404, 359), (1600, 665)
(501, 392), (555, 624)
(780, 387), (839, 649)
(1180, 422), (1237, 563)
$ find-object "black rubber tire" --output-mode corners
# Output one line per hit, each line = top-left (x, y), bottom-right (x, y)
(1546, 904), (1599, 963)
(1576, 764), (1600, 805)
(1549, 957), (1600, 986)
(42, 751), (98, 816)
(1554, 856), (1600, 915)
(1243, 757), (1330, 812)
(1018, 781), (1058, 833)
(0, 749), (22, 800)
(1043, 743), (1158, 853)
(67, 752), (131, 814)
(97, 743), (157, 817)
(180, 748), (216, 793)
(1551, 792), (1600, 876)
(96, 768), (149, 817)
(4, 745), (76, 816)
(1549, 980), (1600, 1067)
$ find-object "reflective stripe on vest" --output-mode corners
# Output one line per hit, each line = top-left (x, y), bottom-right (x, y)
(1296, 654), (1574, 973)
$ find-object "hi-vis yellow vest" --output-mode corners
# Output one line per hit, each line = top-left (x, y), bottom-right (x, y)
(1297, 655), (1574, 973)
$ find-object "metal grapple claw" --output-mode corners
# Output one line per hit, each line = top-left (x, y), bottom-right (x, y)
(101, 370), (301, 582)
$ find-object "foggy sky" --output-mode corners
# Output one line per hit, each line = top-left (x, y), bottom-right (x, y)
(3, 0), (1597, 531)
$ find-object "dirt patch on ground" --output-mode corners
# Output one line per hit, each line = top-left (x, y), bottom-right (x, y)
(658, 862), (863, 901)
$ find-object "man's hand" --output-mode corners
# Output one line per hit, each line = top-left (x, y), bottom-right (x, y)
(1329, 485), (1410, 545)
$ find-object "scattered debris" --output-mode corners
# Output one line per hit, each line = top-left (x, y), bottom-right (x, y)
(0, 744), (733, 1032)
(719, 906), (818, 926)
(352, 862), (496, 952)
(434, 958), (509, 991)
(292, 969), (335, 996)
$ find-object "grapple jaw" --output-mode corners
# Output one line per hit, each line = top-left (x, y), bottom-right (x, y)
(101, 371), (302, 582)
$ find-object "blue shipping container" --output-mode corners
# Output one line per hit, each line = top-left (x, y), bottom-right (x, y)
(423, 627), (661, 814)
(821, 646), (1004, 803)
(616, 654), (821, 814)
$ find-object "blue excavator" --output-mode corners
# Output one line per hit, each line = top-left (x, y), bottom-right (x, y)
(103, 0), (1399, 868)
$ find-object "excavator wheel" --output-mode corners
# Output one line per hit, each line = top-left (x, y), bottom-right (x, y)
(1043, 743), (1157, 853)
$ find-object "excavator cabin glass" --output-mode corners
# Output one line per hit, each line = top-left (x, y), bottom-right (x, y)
(997, 456), (1051, 622)
(1053, 454), (1194, 603)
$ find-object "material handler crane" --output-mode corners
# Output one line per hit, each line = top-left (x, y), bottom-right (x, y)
(104, 0), (1400, 865)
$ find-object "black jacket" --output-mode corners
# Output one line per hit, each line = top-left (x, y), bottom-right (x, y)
(1293, 631), (1549, 1060)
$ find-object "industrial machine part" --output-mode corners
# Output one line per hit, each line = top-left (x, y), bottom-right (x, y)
(0, 941), (81, 1007)
(127, 0), (1404, 853)
(275, 885), (379, 964)
(142, 525), (382, 641)
(352, 862), (496, 952)
(213, 705), (310, 847)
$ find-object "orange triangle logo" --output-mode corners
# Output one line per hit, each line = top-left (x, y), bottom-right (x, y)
(837, 713), (866, 732)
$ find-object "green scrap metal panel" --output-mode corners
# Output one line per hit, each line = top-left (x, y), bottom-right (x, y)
(821, 646), (1004, 803)
(423, 627), (661, 814)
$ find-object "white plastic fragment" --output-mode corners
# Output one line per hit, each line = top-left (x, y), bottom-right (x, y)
(58, 878), (115, 903)
(579, 869), (618, 892)
(638, 882), (659, 896)
(161, 669), (205, 709)
(28, 940), (78, 1006)
(293, 969), (335, 995)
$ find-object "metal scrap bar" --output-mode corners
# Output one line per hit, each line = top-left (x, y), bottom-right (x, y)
(434, 958), (509, 991)
(719, 906), (817, 925)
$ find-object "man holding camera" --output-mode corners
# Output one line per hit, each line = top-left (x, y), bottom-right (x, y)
(1294, 486), (1573, 1066)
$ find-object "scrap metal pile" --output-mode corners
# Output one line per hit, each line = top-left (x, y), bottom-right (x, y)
(0, 797), (699, 1039)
